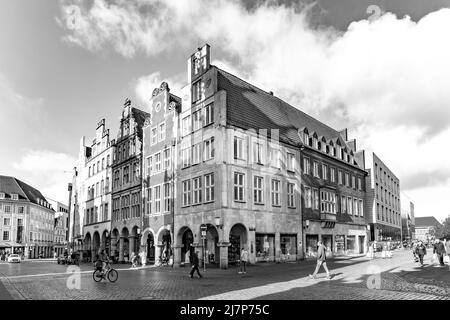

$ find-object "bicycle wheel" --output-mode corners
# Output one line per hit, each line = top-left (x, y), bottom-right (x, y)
(93, 270), (103, 282)
(107, 268), (118, 282)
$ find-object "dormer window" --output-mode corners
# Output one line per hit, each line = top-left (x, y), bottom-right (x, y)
(308, 137), (313, 147)
(0, 192), (5, 199)
(325, 145), (330, 154)
(11, 194), (18, 200)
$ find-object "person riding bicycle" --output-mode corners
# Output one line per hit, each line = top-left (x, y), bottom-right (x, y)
(94, 254), (103, 274)
(99, 250), (110, 272)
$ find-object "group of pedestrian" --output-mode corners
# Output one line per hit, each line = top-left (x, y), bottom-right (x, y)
(188, 246), (251, 279)
(412, 238), (450, 270)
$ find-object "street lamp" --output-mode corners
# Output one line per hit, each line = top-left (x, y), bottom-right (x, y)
(214, 217), (223, 229)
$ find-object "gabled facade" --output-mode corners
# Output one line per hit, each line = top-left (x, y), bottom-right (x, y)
(110, 100), (149, 263)
(82, 119), (115, 259)
(141, 82), (181, 265)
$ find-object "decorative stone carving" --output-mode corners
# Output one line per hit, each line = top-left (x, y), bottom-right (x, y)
(160, 82), (170, 92)
(152, 88), (160, 97)
(143, 116), (151, 127)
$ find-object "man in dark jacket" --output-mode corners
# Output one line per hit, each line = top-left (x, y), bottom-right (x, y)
(433, 239), (446, 266)
(189, 252), (203, 278)
(415, 241), (427, 266)
(309, 240), (331, 280)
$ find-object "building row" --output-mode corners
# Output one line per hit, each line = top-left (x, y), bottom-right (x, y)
(0, 175), (69, 259)
(68, 45), (409, 268)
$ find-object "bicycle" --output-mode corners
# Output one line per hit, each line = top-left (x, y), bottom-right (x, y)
(93, 260), (118, 283)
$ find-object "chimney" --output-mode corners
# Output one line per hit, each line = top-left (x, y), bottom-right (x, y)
(269, 91), (274, 96)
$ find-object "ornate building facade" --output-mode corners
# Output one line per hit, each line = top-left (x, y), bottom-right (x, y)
(110, 100), (149, 263)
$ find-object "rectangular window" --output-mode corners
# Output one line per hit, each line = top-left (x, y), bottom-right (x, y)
(313, 188), (319, 210)
(304, 186), (312, 208)
(3, 218), (10, 226)
(205, 174), (215, 202)
(3, 231), (9, 241)
(352, 176), (356, 189)
(313, 162), (319, 177)
(341, 195), (347, 213)
(358, 177), (362, 190)
(192, 143), (201, 165)
(193, 110), (202, 131)
(322, 164), (328, 180)
(204, 137), (215, 161)
(18, 206), (24, 214)
(345, 173), (350, 187)
(151, 127), (157, 145)
(338, 171), (343, 185)
(287, 183), (295, 208)
(204, 104), (214, 126)
(330, 168), (336, 183)
(353, 198), (358, 216)
(182, 147), (191, 168)
(182, 180), (191, 206)
(271, 180), (281, 206)
(303, 157), (310, 175)
(287, 153), (295, 172)
(155, 153), (161, 172)
(146, 187), (152, 215)
(154, 186), (161, 213)
(234, 137), (244, 160)
(254, 176), (264, 204)
(358, 199), (363, 217)
(347, 197), (353, 215)
(192, 80), (202, 103)
(253, 141), (264, 165)
(164, 183), (171, 212)
(163, 148), (171, 170)
(320, 191), (336, 214)
(182, 116), (191, 136)
(193, 177), (202, 205)
(234, 172), (245, 202)
(159, 123), (166, 141)
(270, 148), (280, 169)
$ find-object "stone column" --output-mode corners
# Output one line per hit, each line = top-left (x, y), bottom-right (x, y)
(155, 244), (162, 264)
(275, 232), (281, 263)
(173, 245), (182, 267)
(119, 237), (125, 262)
(248, 230), (256, 264)
(218, 242), (230, 269)
(129, 236), (136, 256)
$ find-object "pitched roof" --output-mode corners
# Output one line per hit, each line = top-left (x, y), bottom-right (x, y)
(131, 107), (150, 139)
(415, 216), (441, 228)
(0, 175), (53, 209)
(216, 67), (349, 148)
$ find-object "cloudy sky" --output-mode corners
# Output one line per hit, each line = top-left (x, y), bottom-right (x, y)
(1, 0), (449, 221)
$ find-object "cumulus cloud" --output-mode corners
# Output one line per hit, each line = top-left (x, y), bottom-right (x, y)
(59, 0), (450, 219)
(133, 71), (185, 106)
(12, 150), (77, 204)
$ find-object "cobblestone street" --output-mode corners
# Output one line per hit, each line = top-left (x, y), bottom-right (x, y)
(0, 249), (448, 300)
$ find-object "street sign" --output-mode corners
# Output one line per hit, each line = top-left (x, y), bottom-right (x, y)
(200, 225), (207, 231)
(201, 230), (206, 236)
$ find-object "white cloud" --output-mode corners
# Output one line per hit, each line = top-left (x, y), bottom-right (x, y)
(12, 150), (77, 204)
(133, 71), (185, 108)
(59, 1), (450, 220)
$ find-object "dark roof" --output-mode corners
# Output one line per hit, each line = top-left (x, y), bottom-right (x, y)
(216, 67), (349, 148)
(415, 216), (441, 228)
(0, 175), (53, 209)
(131, 107), (150, 139)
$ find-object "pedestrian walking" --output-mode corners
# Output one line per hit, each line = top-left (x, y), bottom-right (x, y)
(239, 247), (249, 274)
(433, 239), (446, 267)
(415, 240), (427, 267)
(309, 240), (331, 280)
(366, 241), (374, 259)
(445, 238), (450, 271)
(412, 241), (418, 262)
(189, 252), (203, 278)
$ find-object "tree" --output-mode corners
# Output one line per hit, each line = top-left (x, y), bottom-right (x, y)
(434, 214), (450, 239)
